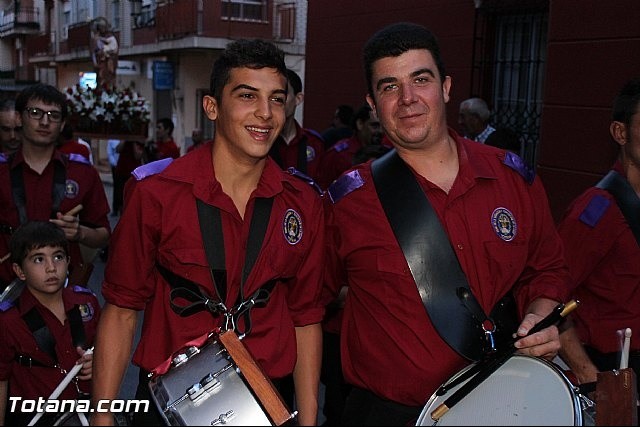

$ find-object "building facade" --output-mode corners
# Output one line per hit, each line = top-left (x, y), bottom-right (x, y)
(0, 0), (308, 153)
(304, 0), (640, 220)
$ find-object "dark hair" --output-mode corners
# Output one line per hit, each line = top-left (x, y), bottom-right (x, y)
(0, 98), (15, 112)
(363, 22), (447, 97)
(60, 122), (74, 140)
(157, 117), (174, 134)
(286, 68), (303, 95)
(210, 39), (287, 102)
(10, 221), (68, 265)
(612, 77), (640, 126)
(335, 104), (354, 127)
(351, 103), (374, 130)
(15, 83), (68, 120)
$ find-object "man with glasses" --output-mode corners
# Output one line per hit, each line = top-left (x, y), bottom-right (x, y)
(0, 99), (21, 156)
(0, 84), (111, 292)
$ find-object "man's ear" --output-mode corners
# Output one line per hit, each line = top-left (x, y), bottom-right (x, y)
(203, 95), (218, 121)
(12, 263), (26, 281)
(610, 121), (627, 147)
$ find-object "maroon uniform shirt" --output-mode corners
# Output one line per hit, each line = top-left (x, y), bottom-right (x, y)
(324, 129), (571, 406)
(0, 151), (111, 287)
(103, 148), (325, 379)
(557, 163), (640, 354)
(270, 121), (324, 182)
(0, 286), (100, 399)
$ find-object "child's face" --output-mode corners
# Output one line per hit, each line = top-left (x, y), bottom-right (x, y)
(12, 245), (69, 296)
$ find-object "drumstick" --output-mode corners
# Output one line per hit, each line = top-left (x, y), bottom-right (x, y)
(27, 347), (94, 426)
(0, 205), (83, 265)
(430, 300), (578, 422)
(620, 328), (632, 370)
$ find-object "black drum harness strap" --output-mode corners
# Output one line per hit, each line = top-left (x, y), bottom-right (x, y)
(10, 156), (67, 225)
(371, 150), (516, 362)
(596, 170), (640, 244)
(161, 197), (275, 338)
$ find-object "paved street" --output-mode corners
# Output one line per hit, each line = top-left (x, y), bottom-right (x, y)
(88, 167), (141, 402)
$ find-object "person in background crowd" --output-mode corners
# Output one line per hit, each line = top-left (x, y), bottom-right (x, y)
(57, 123), (92, 162)
(91, 38), (324, 426)
(0, 84), (111, 293)
(269, 68), (325, 182)
(187, 127), (206, 153)
(0, 99), (21, 156)
(0, 221), (99, 426)
(323, 22), (571, 425)
(322, 104), (355, 150)
(106, 139), (120, 216)
(557, 77), (640, 411)
(144, 117), (180, 162)
(317, 103), (384, 189)
(458, 97), (496, 143)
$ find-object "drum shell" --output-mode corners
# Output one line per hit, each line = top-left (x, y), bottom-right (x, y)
(417, 354), (583, 426)
(149, 339), (271, 426)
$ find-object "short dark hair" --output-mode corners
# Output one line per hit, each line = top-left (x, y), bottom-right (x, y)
(612, 77), (640, 126)
(210, 39), (287, 102)
(0, 98), (15, 112)
(363, 22), (447, 97)
(10, 221), (68, 266)
(335, 104), (354, 127)
(286, 68), (303, 95)
(351, 103), (373, 130)
(157, 117), (174, 134)
(15, 83), (68, 120)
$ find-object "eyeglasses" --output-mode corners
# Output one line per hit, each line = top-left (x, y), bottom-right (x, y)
(25, 107), (63, 123)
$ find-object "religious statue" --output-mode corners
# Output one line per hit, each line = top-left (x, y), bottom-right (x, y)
(91, 17), (119, 87)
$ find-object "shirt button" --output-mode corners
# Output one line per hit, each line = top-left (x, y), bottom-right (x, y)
(457, 244), (464, 250)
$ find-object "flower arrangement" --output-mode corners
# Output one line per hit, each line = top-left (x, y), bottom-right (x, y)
(64, 84), (151, 136)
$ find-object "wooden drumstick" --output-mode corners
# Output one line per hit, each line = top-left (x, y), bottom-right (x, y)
(620, 327), (632, 370)
(431, 300), (579, 422)
(0, 205), (83, 264)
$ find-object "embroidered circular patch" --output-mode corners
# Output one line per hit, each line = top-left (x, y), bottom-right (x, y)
(78, 303), (95, 321)
(65, 179), (79, 198)
(491, 207), (517, 242)
(283, 209), (303, 245)
(306, 146), (316, 162)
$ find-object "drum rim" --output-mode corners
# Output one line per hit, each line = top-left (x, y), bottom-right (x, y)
(416, 354), (583, 426)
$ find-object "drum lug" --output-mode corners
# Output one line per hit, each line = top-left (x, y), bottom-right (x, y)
(210, 410), (235, 425)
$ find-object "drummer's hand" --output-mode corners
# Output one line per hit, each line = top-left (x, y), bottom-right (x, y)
(75, 346), (93, 380)
(513, 312), (560, 360)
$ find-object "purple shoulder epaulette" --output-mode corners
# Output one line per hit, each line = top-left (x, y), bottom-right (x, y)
(68, 153), (91, 165)
(287, 167), (323, 195)
(72, 285), (96, 295)
(331, 140), (350, 153)
(132, 158), (173, 181)
(0, 300), (14, 312)
(328, 170), (364, 204)
(578, 194), (611, 228)
(503, 152), (535, 185)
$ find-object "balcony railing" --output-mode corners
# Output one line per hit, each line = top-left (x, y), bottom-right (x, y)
(0, 6), (40, 36)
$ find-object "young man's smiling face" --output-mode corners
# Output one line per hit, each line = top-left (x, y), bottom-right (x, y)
(204, 66), (287, 161)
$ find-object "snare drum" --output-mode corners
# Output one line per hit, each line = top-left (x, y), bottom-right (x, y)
(416, 355), (584, 426)
(149, 338), (272, 426)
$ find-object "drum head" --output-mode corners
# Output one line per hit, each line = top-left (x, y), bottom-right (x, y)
(417, 355), (582, 426)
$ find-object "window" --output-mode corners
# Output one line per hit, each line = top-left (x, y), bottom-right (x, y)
(221, 0), (267, 22)
(112, 0), (120, 30)
(472, 3), (548, 169)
